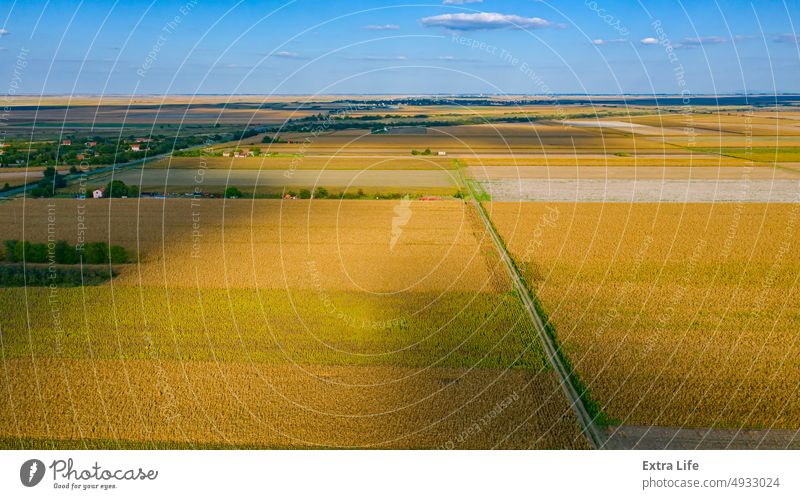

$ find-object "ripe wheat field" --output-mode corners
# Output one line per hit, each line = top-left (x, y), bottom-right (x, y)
(0, 199), (588, 449)
(488, 201), (800, 429)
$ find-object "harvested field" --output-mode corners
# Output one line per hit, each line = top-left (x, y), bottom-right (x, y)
(458, 155), (753, 167)
(488, 202), (800, 429)
(0, 167), (71, 188)
(466, 165), (796, 180)
(603, 425), (800, 450)
(478, 178), (800, 203)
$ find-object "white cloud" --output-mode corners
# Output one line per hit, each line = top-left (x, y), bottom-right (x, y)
(274, 51), (303, 59)
(420, 12), (556, 31)
(365, 24), (400, 31)
(591, 38), (627, 45)
(774, 34), (800, 44)
(442, 0), (484, 4)
(674, 36), (727, 48)
(350, 55), (408, 61)
(0, 29), (9, 36)
(640, 37), (659, 45)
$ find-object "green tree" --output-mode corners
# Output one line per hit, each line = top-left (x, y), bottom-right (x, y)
(298, 189), (311, 199)
(105, 180), (129, 198)
(4, 240), (20, 262)
(26, 242), (48, 263)
(224, 186), (242, 198)
(109, 245), (129, 264)
(127, 185), (140, 198)
(314, 187), (329, 199)
(54, 240), (79, 264)
(84, 242), (110, 264)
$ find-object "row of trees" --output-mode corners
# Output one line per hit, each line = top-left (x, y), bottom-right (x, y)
(3, 240), (130, 264)
(0, 264), (114, 287)
(92, 180), (139, 198)
(29, 166), (67, 198)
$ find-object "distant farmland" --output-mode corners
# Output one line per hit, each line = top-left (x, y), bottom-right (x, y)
(154, 156), (456, 170)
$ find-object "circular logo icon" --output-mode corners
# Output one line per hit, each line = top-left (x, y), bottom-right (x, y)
(20, 459), (45, 487)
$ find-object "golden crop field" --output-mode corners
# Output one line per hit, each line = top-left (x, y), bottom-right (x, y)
(0, 198), (588, 449)
(488, 202), (800, 429)
(1, 200), (486, 291)
(1, 359), (586, 449)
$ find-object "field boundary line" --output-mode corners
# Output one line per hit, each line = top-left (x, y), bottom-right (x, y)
(456, 162), (604, 449)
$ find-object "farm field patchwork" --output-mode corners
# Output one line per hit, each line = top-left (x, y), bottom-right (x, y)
(4, 97), (800, 450)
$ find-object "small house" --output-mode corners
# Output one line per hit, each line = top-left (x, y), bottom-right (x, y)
(130, 144), (141, 152)
(61, 139), (72, 146)
(437, 151), (447, 156)
(92, 188), (104, 199)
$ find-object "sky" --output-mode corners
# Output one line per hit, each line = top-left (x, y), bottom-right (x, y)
(1, 0), (799, 95)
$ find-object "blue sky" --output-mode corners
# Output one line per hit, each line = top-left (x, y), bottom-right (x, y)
(1, 0), (799, 95)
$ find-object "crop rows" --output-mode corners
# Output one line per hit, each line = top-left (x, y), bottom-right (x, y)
(488, 201), (800, 429)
